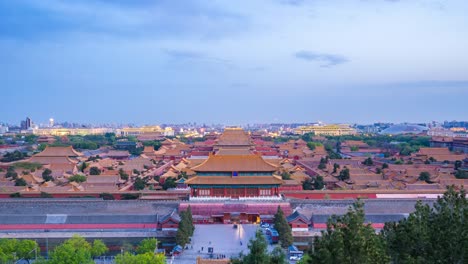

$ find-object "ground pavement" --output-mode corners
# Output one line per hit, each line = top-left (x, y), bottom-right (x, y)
(170, 224), (276, 264)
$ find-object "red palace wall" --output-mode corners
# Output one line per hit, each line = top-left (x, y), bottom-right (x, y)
(282, 192), (378, 199)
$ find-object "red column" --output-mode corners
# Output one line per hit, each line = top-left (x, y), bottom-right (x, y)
(224, 188), (226, 197)
(210, 188), (213, 197)
(244, 187), (247, 197)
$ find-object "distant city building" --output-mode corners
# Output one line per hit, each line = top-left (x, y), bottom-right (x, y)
(380, 124), (428, 135)
(32, 127), (114, 136)
(295, 124), (356, 136)
(117, 126), (174, 137)
(427, 127), (467, 138)
(20, 117), (32, 130)
(49, 118), (54, 127)
(0, 125), (8, 135)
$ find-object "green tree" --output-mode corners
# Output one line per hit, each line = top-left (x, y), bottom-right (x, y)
(270, 246), (287, 264)
(42, 168), (53, 181)
(6, 167), (18, 179)
(163, 177), (176, 190)
(281, 171), (291, 180)
(273, 206), (293, 248)
(10, 192), (22, 198)
(455, 170), (468, 179)
(382, 186), (467, 264)
(136, 238), (158, 254)
(314, 176), (325, 190)
(118, 168), (129, 181)
(68, 175), (87, 183)
(15, 178), (27, 186)
(362, 157), (373, 166)
(302, 178), (313, 190)
(318, 157), (327, 170)
(40, 192), (53, 198)
(49, 235), (94, 264)
(454, 160), (462, 170)
(121, 193), (140, 200)
(332, 163), (340, 174)
(234, 229), (271, 264)
(418, 171), (431, 182)
(307, 200), (389, 264)
(90, 240), (108, 257)
(338, 167), (350, 181)
(0, 238), (39, 263)
(99, 193), (115, 200)
(89, 167), (101, 175)
(382, 163), (389, 169)
(176, 208), (195, 246)
(134, 177), (146, 190)
(79, 162), (87, 172)
(115, 252), (165, 264)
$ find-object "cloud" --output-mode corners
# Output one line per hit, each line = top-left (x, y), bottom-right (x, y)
(162, 48), (234, 69)
(294, 51), (349, 67)
(163, 49), (204, 60)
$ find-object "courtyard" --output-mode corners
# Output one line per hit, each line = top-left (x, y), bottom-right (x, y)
(169, 224), (275, 264)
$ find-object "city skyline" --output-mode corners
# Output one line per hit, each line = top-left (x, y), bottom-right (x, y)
(1, 0), (468, 124)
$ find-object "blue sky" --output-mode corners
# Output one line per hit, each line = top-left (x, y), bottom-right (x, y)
(1, 0), (467, 125)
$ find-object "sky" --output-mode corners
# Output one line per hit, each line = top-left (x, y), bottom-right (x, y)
(1, 0), (467, 125)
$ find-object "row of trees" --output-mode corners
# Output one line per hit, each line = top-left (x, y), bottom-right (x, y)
(175, 206), (195, 246)
(0, 150), (28, 162)
(299, 187), (467, 264)
(0, 235), (165, 264)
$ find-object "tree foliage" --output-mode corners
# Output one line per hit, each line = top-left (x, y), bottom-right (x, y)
(118, 168), (129, 181)
(89, 167), (101, 175)
(115, 252), (165, 264)
(49, 235), (108, 264)
(163, 177), (177, 190)
(273, 206), (293, 248)
(176, 207), (195, 246)
(0, 150), (28, 162)
(68, 175), (87, 183)
(314, 176), (325, 190)
(418, 171), (431, 182)
(338, 167), (350, 181)
(99, 192), (114, 200)
(362, 157), (373, 166)
(455, 170), (468, 179)
(232, 230), (271, 264)
(136, 238), (158, 254)
(382, 186), (467, 264)
(42, 168), (53, 181)
(306, 200), (389, 264)
(0, 238), (39, 262)
(134, 177), (146, 190)
(15, 178), (27, 186)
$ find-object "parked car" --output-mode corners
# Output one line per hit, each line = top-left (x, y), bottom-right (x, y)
(289, 255), (300, 261)
(260, 222), (270, 228)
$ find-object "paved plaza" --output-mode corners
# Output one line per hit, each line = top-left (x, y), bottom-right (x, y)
(170, 224), (274, 264)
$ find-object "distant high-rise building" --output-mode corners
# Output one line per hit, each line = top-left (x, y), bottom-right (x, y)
(21, 117), (32, 130)
(49, 118), (54, 127)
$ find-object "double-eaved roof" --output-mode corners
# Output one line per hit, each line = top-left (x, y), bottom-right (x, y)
(34, 146), (82, 157)
(191, 154), (278, 172)
(185, 176), (283, 185)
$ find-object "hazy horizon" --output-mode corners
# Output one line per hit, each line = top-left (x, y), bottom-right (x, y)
(1, 0), (467, 124)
